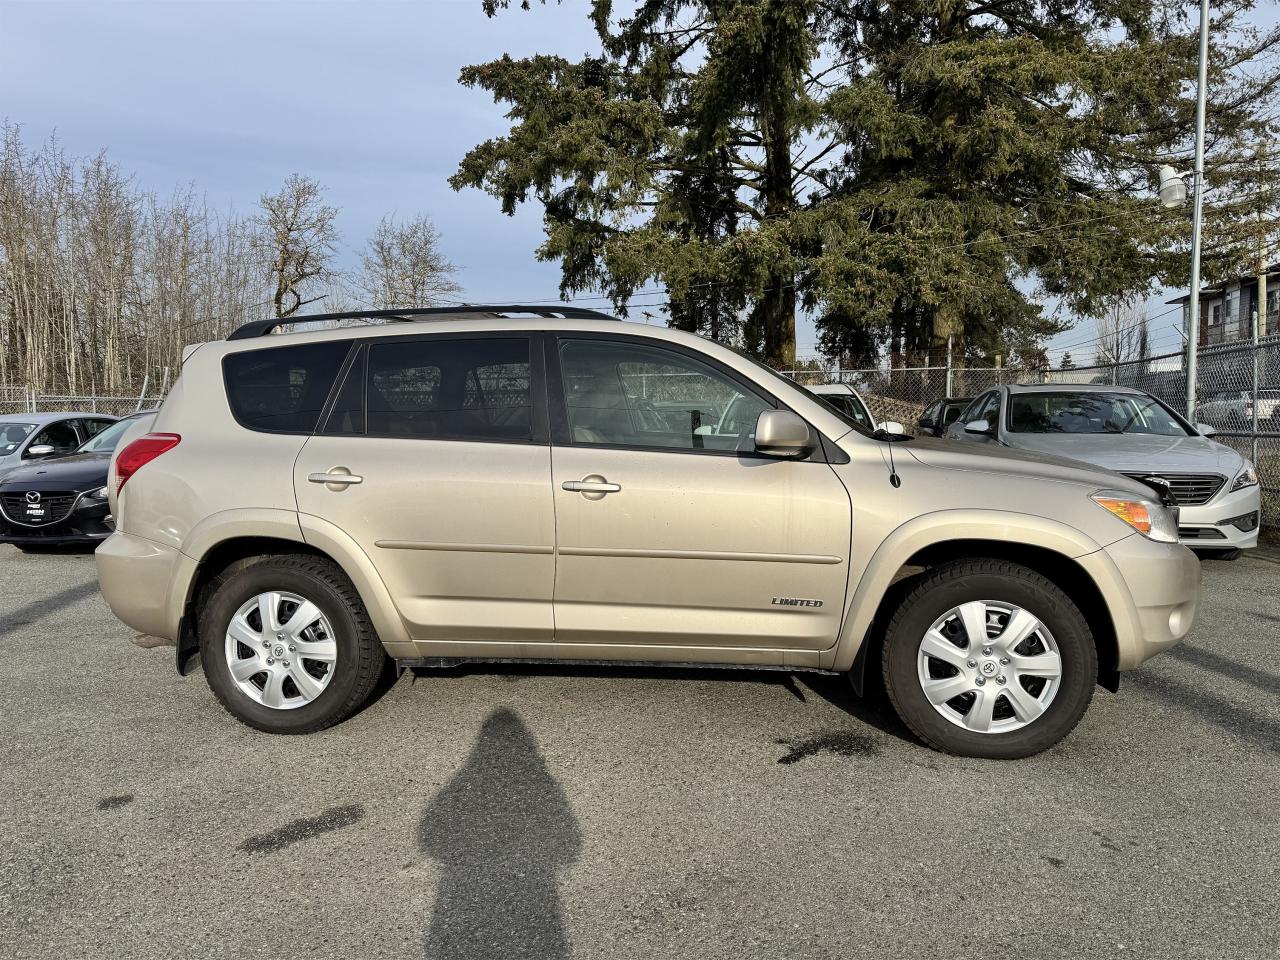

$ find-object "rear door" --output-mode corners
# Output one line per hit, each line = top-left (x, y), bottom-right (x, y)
(546, 334), (852, 653)
(293, 333), (556, 643)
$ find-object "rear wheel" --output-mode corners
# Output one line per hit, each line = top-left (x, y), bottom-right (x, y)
(881, 560), (1096, 759)
(199, 554), (386, 734)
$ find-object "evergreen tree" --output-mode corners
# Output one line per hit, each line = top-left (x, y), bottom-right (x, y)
(453, 1), (1279, 367)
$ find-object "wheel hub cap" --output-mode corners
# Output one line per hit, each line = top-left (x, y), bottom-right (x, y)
(224, 591), (338, 711)
(916, 600), (1063, 735)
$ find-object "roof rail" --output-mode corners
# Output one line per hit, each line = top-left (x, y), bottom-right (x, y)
(226, 304), (620, 341)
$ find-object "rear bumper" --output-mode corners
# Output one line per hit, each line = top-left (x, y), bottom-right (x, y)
(95, 531), (185, 640)
(1080, 533), (1201, 671)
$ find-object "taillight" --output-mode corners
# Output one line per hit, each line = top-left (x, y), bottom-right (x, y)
(115, 433), (181, 493)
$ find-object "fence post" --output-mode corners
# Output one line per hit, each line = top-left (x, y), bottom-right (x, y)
(945, 335), (953, 397)
(1253, 307), (1260, 468)
(136, 372), (151, 413)
(1111, 361), (1118, 386)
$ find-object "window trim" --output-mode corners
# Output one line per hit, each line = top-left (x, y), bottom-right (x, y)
(544, 331), (826, 462)
(318, 330), (550, 446)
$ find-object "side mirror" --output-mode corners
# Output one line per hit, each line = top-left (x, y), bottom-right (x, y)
(754, 410), (812, 458)
(25, 444), (55, 459)
(918, 417), (935, 431)
(877, 421), (906, 436)
(1195, 422), (1217, 437)
(964, 418), (994, 436)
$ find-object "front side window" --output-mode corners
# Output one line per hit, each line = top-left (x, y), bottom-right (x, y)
(366, 338), (532, 441)
(559, 339), (771, 452)
(223, 341), (351, 433)
(27, 420), (79, 456)
(961, 393), (992, 423)
(1008, 392), (1190, 436)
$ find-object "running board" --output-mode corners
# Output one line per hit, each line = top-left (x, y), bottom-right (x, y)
(395, 656), (840, 675)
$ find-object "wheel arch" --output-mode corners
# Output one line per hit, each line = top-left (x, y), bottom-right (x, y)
(836, 515), (1119, 694)
(174, 523), (410, 675)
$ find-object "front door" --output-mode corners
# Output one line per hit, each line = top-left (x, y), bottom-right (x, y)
(547, 335), (852, 653)
(294, 334), (556, 643)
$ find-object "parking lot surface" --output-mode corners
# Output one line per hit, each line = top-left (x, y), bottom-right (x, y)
(1, 545), (1278, 959)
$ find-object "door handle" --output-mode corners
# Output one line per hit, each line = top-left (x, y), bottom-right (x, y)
(562, 477), (621, 494)
(308, 471), (363, 486)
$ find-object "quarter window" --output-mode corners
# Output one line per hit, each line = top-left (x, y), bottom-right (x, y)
(365, 338), (533, 441)
(223, 342), (351, 433)
(558, 339), (771, 452)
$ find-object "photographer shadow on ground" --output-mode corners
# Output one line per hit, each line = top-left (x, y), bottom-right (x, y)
(418, 707), (581, 960)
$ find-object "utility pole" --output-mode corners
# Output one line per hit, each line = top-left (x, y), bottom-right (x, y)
(1184, 0), (1211, 421)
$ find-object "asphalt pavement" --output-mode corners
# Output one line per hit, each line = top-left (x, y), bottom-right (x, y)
(1, 544), (1278, 959)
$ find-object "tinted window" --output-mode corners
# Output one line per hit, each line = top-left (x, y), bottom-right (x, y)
(224, 341), (350, 433)
(559, 339), (771, 452)
(80, 418), (116, 438)
(366, 338), (532, 441)
(1008, 392), (1190, 436)
(322, 348), (366, 435)
(960, 393), (991, 423)
(941, 401), (967, 427)
(27, 420), (79, 455)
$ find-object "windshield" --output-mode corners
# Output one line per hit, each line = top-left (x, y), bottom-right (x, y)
(1008, 392), (1190, 436)
(0, 422), (37, 455)
(77, 417), (138, 453)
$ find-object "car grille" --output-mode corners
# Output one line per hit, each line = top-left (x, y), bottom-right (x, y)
(1122, 473), (1225, 506)
(1178, 526), (1226, 541)
(0, 491), (78, 526)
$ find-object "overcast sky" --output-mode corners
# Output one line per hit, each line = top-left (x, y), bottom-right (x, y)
(1, 0), (1275, 363)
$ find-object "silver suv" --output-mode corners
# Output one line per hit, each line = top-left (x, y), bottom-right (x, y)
(96, 307), (1200, 759)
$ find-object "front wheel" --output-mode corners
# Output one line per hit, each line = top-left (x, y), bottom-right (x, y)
(199, 554), (387, 733)
(881, 560), (1097, 759)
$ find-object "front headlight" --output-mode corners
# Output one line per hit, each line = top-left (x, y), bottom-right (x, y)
(1091, 489), (1180, 543)
(1230, 465), (1258, 492)
(83, 486), (109, 501)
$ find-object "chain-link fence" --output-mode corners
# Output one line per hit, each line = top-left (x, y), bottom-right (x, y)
(779, 335), (1280, 532)
(0, 385), (162, 417)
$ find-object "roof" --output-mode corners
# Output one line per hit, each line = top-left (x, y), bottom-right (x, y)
(1166, 261), (1280, 305)
(1005, 382), (1145, 394)
(0, 411), (107, 424)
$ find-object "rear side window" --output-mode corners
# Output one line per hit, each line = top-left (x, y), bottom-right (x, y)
(223, 342), (350, 433)
(364, 338), (533, 441)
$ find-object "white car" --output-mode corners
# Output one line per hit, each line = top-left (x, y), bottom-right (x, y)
(806, 383), (876, 431)
(946, 384), (1261, 558)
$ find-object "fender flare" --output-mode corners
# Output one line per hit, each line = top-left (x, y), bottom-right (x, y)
(828, 508), (1108, 674)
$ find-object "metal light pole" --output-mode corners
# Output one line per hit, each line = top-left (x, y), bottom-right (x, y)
(1184, 0), (1211, 421)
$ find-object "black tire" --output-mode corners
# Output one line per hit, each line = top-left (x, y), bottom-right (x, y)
(880, 559), (1097, 760)
(198, 554), (387, 734)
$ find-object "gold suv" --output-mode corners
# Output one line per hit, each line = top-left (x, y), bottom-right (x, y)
(96, 306), (1200, 758)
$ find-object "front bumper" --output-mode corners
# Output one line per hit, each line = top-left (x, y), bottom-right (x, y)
(1079, 533), (1201, 671)
(0, 498), (114, 546)
(1175, 483), (1261, 551)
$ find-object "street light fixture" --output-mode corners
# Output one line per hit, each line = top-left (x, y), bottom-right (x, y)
(1158, 165), (1190, 208)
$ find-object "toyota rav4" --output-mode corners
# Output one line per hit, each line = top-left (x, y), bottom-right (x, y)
(96, 306), (1200, 759)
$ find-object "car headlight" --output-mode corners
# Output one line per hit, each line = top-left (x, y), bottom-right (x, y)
(1230, 465), (1258, 492)
(84, 486), (109, 501)
(1091, 489), (1179, 543)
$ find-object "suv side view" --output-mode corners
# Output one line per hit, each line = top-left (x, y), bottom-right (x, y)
(96, 307), (1201, 759)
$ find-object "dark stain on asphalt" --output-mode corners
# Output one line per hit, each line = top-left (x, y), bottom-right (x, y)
(96, 794), (134, 811)
(239, 803), (365, 854)
(1045, 856), (1065, 869)
(775, 730), (880, 764)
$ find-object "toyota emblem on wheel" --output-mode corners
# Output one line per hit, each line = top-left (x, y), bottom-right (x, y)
(25, 491), (41, 504)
